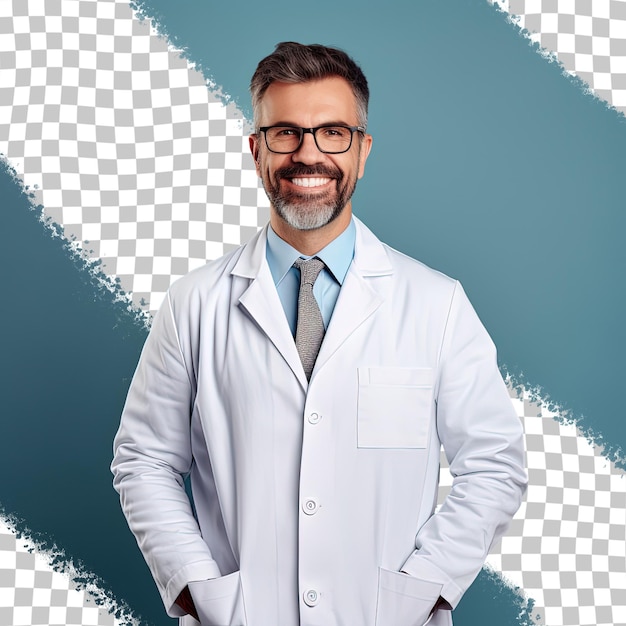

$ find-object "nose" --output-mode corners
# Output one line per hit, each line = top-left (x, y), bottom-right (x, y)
(292, 130), (325, 165)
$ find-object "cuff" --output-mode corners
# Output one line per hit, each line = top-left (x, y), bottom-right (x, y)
(163, 560), (222, 617)
(400, 553), (463, 609)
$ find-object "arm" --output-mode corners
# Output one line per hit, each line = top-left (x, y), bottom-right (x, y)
(401, 282), (528, 608)
(111, 292), (220, 617)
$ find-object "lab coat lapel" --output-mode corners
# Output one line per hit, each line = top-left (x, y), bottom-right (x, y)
(233, 226), (308, 391)
(312, 218), (393, 378)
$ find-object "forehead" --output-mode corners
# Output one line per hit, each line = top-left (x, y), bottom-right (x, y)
(257, 77), (358, 126)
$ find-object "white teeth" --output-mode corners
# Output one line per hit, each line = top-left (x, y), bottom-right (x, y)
(291, 177), (331, 188)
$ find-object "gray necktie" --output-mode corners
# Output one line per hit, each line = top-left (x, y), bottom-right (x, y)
(293, 257), (326, 380)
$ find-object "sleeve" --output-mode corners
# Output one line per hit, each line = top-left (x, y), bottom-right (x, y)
(111, 291), (221, 617)
(400, 281), (528, 608)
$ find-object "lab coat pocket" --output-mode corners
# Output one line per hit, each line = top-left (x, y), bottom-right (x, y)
(375, 568), (442, 626)
(358, 367), (433, 448)
(188, 571), (247, 626)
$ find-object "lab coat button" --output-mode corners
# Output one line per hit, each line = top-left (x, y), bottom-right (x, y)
(302, 498), (319, 515)
(308, 412), (321, 424)
(303, 589), (320, 606)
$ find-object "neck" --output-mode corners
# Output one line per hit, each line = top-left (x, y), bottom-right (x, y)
(270, 205), (353, 256)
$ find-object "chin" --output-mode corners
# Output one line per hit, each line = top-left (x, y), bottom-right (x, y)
(275, 201), (344, 231)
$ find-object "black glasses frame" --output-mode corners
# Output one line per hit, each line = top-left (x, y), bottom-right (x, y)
(257, 125), (365, 154)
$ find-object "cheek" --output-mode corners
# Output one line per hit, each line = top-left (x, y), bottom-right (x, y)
(264, 156), (289, 181)
(265, 163), (279, 184)
(260, 160), (282, 190)
(255, 155), (272, 181)
(347, 158), (363, 181)
(356, 151), (367, 179)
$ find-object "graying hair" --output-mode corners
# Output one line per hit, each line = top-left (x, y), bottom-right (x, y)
(250, 42), (369, 129)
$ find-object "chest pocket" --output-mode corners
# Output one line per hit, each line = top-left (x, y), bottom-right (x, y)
(357, 367), (434, 449)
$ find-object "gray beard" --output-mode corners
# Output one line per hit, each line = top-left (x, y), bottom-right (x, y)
(273, 195), (344, 231)
(264, 176), (358, 231)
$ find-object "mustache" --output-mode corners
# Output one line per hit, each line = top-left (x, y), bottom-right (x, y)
(274, 164), (343, 181)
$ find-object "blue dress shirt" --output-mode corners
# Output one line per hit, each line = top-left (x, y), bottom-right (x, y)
(266, 219), (356, 337)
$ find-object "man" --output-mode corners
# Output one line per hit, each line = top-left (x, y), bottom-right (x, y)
(112, 42), (527, 626)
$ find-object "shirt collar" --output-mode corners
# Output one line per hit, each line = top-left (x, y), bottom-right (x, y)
(266, 218), (356, 287)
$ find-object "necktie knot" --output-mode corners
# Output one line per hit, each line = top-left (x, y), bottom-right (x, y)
(294, 257), (325, 287)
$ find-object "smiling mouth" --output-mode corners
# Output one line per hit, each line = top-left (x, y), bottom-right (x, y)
(289, 177), (332, 188)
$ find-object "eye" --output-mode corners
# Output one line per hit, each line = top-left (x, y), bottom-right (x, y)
(320, 126), (348, 138)
(274, 127), (299, 137)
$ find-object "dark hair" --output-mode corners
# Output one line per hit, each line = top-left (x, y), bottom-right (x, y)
(250, 42), (369, 128)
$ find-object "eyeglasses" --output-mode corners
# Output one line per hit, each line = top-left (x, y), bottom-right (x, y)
(258, 125), (365, 154)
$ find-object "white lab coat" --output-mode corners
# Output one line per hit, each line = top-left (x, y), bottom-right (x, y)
(112, 218), (527, 626)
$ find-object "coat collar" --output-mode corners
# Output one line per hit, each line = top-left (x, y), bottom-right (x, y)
(231, 216), (393, 280)
(232, 216), (393, 388)
(351, 216), (393, 277)
(313, 217), (392, 377)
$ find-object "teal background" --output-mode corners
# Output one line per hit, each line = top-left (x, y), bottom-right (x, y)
(0, 162), (151, 623)
(1, 0), (625, 624)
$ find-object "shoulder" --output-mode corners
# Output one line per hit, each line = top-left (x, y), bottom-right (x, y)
(354, 217), (458, 297)
(385, 243), (456, 286)
(163, 245), (248, 327)
(167, 223), (267, 304)
(169, 247), (242, 297)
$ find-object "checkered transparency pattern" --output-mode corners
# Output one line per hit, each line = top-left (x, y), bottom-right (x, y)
(0, 0), (269, 315)
(0, 519), (123, 626)
(1, 1), (626, 625)
(491, 0), (626, 114)
(437, 388), (626, 626)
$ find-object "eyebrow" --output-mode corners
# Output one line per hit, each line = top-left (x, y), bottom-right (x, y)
(266, 121), (354, 128)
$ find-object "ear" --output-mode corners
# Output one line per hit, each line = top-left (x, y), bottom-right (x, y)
(357, 133), (373, 179)
(249, 134), (261, 176)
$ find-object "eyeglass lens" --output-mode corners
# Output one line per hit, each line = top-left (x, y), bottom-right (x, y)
(265, 127), (354, 154)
